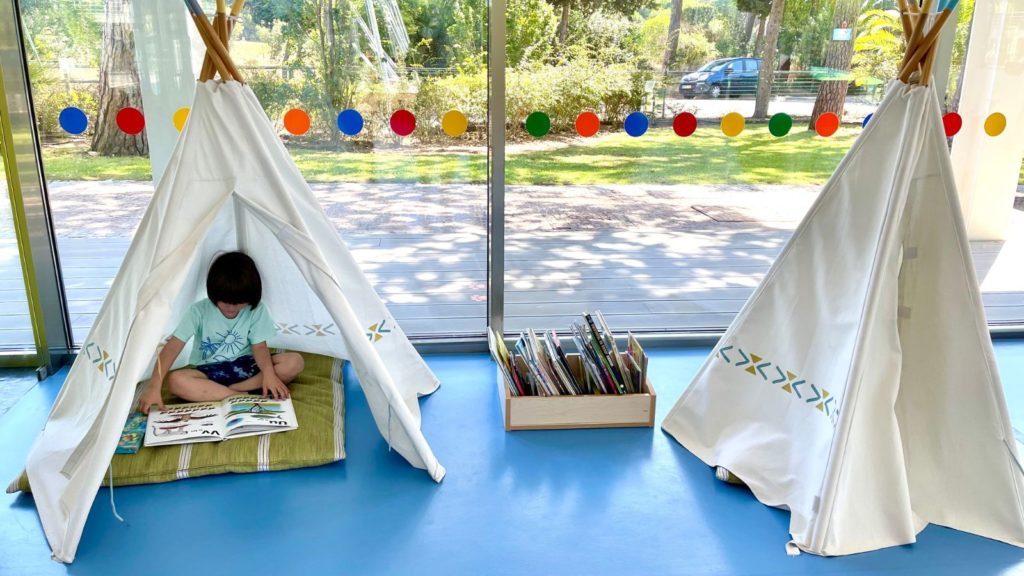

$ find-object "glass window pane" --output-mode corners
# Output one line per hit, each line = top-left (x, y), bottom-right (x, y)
(503, 0), (1010, 333)
(22, 0), (488, 342)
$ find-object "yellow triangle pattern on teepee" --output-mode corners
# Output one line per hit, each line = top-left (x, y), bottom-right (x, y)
(746, 354), (762, 374)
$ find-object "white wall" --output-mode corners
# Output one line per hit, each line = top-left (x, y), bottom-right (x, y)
(950, 0), (1024, 241)
(131, 0), (196, 184)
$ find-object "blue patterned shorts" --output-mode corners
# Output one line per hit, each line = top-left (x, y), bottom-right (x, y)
(196, 355), (259, 385)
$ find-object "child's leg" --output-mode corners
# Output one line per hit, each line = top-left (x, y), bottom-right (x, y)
(167, 369), (237, 402)
(227, 353), (306, 392)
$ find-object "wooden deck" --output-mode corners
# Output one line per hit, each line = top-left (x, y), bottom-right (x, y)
(0, 180), (1020, 348)
(0, 230), (1021, 347)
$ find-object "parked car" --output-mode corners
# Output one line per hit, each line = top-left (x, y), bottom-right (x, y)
(679, 57), (761, 99)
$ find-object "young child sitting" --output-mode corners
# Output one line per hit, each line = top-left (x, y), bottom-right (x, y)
(138, 251), (304, 414)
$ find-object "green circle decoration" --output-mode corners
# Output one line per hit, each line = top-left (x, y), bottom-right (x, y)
(768, 113), (793, 137)
(525, 112), (551, 138)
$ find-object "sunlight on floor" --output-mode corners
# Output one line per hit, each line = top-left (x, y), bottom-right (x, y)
(980, 211), (1024, 294)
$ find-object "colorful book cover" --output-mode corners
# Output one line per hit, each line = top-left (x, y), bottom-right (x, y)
(115, 412), (148, 454)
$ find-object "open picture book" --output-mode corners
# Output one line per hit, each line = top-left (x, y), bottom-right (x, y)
(143, 395), (299, 447)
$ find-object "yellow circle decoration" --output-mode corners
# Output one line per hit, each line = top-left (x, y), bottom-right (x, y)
(172, 107), (190, 132)
(441, 110), (468, 137)
(721, 112), (745, 137)
(984, 112), (1007, 137)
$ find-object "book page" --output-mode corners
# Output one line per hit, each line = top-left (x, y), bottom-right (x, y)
(222, 395), (298, 439)
(143, 401), (225, 447)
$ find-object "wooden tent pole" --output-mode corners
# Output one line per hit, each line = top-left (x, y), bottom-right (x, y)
(900, 0), (934, 72)
(898, 0), (913, 46)
(193, 13), (233, 81)
(184, 0), (245, 83)
(198, 0), (246, 82)
(199, 0), (228, 81)
(898, 8), (954, 83)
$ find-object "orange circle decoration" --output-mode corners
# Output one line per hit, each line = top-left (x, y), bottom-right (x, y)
(815, 112), (840, 137)
(283, 109), (310, 135)
(984, 112), (1007, 137)
(441, 110), (468, 137)
(720, 112), (744, 137)
(576, 112), (600, 137)
(172, 107), (190, 132)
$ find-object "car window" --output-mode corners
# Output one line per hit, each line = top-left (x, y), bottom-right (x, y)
(749, 60), (760, 72)
(704, 61), (727, 72)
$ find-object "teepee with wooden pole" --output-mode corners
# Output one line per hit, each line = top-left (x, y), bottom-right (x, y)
(662, 0), (1024, 556)
(17, 0), (445, 563)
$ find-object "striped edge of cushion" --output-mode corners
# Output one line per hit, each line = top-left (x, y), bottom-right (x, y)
(7, 352), (345, 493)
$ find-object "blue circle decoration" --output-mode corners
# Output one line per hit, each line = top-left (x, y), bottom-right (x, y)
(862, 113), (873, 128)
(624, 112), (649, 137)
(59, 107), (88, 135)
(337, 109), (364, 136)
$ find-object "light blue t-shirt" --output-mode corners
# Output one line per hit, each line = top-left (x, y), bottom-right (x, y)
(172, 299), (277, 366)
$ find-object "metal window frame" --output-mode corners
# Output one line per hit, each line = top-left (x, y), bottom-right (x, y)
(487, 0), (506, 338)
(0, 0), (73, 374)
(1, 0), (1020, 366)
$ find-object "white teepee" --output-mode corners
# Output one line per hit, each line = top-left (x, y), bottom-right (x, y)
(20, 16), (447, 560)
(662, 79), (1024, 555)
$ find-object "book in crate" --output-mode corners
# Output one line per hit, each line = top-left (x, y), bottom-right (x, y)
(488, 311), (655, 431)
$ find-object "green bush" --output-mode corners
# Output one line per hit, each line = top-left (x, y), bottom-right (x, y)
(507, 61), (645, 137)
(29, 64), (98, 141)
(675, 29), (718, 70)
(414, 72), (487, 143)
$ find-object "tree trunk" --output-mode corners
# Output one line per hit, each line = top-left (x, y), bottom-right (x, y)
(558, 2), (570, 44)
(808, 0), (859, 129)
(91, 0), (148, 156)
(754, 0), (785, 119)
(662, 0), (683, 74)
(752, 16), (767, 57)
(741, 12), (756, 53)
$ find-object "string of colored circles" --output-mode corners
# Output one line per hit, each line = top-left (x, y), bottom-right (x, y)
(57, 106), (1009, 139)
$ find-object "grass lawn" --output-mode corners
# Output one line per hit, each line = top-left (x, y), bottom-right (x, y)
(42, 126), (1020, 186)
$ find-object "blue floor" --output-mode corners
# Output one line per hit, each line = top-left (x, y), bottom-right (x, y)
(4, 344), (1024, 575)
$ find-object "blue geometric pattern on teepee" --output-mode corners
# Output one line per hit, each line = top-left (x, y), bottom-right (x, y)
(83, 341), (116, 382)
(717, 344), (838, 424)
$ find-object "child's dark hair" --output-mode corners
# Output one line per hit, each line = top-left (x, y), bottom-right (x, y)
(207, 251), (262, 307)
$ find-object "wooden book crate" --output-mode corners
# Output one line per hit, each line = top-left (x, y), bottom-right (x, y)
(494, 351), (656, 431)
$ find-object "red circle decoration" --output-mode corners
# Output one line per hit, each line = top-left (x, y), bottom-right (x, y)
(390, 109), (416, 136)
(942, 112), (963, 138)
(673, 112), (697, 137)
(115, 107), (145, 135)
(575, 112), (600, 137)
(815, 112), (840, 137)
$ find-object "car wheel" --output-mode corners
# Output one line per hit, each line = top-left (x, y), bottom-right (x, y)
(710, 84), (722, 98)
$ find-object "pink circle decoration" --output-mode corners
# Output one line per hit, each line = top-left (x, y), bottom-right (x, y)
(116, 107), (145, 135)
(390, 109), (416, 136)
(942, 112), (963, 138)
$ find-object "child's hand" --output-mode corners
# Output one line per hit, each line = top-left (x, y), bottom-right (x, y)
(262, 374), (290, 400)
(138, 384), (165, 414)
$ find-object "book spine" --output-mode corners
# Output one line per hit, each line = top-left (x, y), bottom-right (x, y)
(584, 313), (625, 394)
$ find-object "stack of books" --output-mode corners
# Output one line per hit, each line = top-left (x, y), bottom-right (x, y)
(491, 311), (648, 397)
